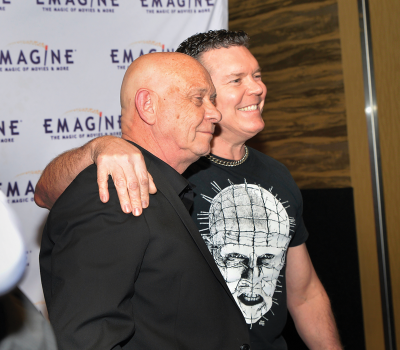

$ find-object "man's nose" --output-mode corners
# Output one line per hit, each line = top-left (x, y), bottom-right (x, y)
(205, 102), (222, 123)
(247, 79), (266, 96)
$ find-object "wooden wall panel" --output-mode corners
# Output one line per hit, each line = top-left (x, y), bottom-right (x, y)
(229, 0), (350, 189)
(369, 0), (400, 347)
(337, 1), (384, 349)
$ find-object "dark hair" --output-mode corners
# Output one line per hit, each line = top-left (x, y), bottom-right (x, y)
(176, 29), (249, 60)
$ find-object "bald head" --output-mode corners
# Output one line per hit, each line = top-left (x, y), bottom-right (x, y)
(120, 52), (209, 118)
(120, 52), (221, 173)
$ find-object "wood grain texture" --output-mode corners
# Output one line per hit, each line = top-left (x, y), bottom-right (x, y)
(369, 0), (400, 347)
(229, 0), (350, 189)
(337, 1), (385, 349)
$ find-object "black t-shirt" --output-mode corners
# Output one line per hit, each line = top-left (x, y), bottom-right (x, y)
(184, 147), (308, 350)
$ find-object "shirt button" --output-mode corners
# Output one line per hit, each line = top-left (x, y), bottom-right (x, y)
(240, 344), (250, 350)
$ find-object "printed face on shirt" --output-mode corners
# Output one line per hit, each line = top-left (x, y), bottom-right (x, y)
(204, 183), (291, 324)
(199, 46), (267, 144)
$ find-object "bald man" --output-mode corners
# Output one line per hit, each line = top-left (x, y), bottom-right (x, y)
(39, 53), (251, 350)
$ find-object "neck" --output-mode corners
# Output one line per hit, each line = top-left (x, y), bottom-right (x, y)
(122, 133), (195, 174)
(210, 136), (246, 160)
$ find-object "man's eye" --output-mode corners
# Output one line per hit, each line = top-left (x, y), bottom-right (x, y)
(230, 79), (240, 83)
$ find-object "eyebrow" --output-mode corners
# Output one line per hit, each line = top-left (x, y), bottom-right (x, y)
(190, 88), (216, 98)
(225, 67), (262, 79)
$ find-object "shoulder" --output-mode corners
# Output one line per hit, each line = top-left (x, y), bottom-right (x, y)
(247, 147), (296, 183)
(248, 147), (289, 173)
(47, 164), (149, 243)
(248, 147), (303, 202)
(50, 164), (101, 216)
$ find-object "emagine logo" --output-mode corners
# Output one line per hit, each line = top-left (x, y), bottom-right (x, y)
(0, 0), (11, 12)
(0, 41), (75, 73)
(111, 41), (174, 70)
(0, 119), (21, 143)
(0, 171), (41, 205)
(141, 0), (214, 14)
(43, 108), (121, 140)
(37, 0), (119, 13)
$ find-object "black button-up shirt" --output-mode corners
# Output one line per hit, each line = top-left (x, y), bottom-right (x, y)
(132, 141), (194, 212)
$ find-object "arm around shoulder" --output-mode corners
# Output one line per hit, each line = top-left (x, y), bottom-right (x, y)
(34, 138), (100, 209)
(34, 135), (156, 214)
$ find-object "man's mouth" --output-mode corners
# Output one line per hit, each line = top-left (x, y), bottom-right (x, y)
(238, 293), (263, 306)
(199, 130), (214, 135)
(198, 125), (215, 134)
(238, 104), (258, 112)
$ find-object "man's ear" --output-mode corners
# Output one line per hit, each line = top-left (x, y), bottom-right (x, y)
(135, 88), (157, 125)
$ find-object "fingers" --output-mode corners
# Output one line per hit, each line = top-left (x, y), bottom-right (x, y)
(118, 157), (157, 216)
(97, 170), (110, 204)
(126, 153), (151, 216)
(148, 173), (157, 194)
(98, 164), (133, 214)
(94, 138), (157, 216)
(113, 170), (136, 215)
(96, 153), (137, 215)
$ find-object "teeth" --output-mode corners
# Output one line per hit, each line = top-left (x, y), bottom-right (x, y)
(242, 293), (261, 301)
(238, 104), (258, 112)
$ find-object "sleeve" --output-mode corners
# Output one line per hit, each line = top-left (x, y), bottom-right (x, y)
(289, 191), (309, 247)
(40, 165), (150, 350)
(274, 159), (308, 247)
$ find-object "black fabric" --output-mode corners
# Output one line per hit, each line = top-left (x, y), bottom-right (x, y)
(282, 187), (365, 350)
(40, 142), (250, 350)
(179, 184), (194, 212)
(184, 147), (309, 350)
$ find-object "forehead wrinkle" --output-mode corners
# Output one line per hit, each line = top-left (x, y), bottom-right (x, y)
(191, 87), (208, 94)
(186, 84), (215, 97)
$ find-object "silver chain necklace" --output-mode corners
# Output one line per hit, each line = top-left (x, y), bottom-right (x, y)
(205, 146), (249, 167)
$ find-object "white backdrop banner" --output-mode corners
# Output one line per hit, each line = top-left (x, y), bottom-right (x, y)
(0, 0), (227, 314)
